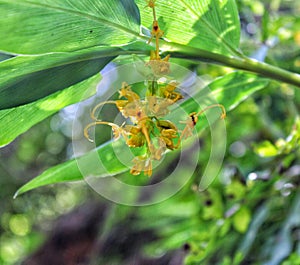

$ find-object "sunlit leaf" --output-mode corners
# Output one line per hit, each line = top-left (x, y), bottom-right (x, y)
(0, 46), (119, 109)
(253, 140), (278, 157)
(0, 41), (151, 145)
(0, 0), (140, 54)
(0, 73), (101, 147)
(136, 0), (241, 56)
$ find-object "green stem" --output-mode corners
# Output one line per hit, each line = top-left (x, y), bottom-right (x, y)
(159, 41), (300, 88)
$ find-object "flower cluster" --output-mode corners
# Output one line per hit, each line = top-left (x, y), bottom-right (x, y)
(84, 1), (226, 176)
(84, 81), (183, 176)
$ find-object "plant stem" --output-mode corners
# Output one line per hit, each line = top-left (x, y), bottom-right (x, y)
(160, 42), (300, 88)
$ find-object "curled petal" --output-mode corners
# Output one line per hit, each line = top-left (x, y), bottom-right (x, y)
(180, 125), (194, 140)
(197, 104), (226, 120)
(84, 121), (123, 142)
(90, 101), (119, 121)
(160, 132), (178, 150)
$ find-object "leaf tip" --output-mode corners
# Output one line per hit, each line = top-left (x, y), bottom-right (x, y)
(13, 186), (27, 199)
(13, 190), (20, 199)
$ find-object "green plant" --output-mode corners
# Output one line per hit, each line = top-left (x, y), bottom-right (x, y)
(0, 0), (288, 193)
(0, 0), (300, 264)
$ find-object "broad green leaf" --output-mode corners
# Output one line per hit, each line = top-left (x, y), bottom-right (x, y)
(14, 140), (128, 198)
(0, 73), (101, 147)
(136, 0), (241, 56)
(15, 72), (269, 196)
(0, 42), (151, 146)
(0, 46), (117, 109)
(0, 0), (140, 54)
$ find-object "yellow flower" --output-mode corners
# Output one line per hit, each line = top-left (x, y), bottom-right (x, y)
(147, 96), (172, 117)
(156, 119), (179, 150)
(150, 138), (167, 160)
(146, 0), (156, 8)
(130, 156), (152, 176)
(147, 53), (171, 75)
(124, 125), (145, 147)
(118, 82), (140, 102)
(160, 81), (184, 102)
(160, 129), (178, 150)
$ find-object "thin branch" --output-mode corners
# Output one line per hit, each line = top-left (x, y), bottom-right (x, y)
(160, 41), (300, 88)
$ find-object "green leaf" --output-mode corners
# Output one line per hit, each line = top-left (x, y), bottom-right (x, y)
(233, 206), (252, 233)
(253, 140), (278, 157)
(15, 72), (269, 196)
(0, 42), (151, 145)
(0, 46), (117, 109)
(202, 189), (224, 220)
(136, 0), (241, 56)
(14, 140), (128, 198)
(0, 73), (101, 147)
(0, 52), (14, 62)
(0, 0), (140, 54)
(225, 180), (247, 201)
